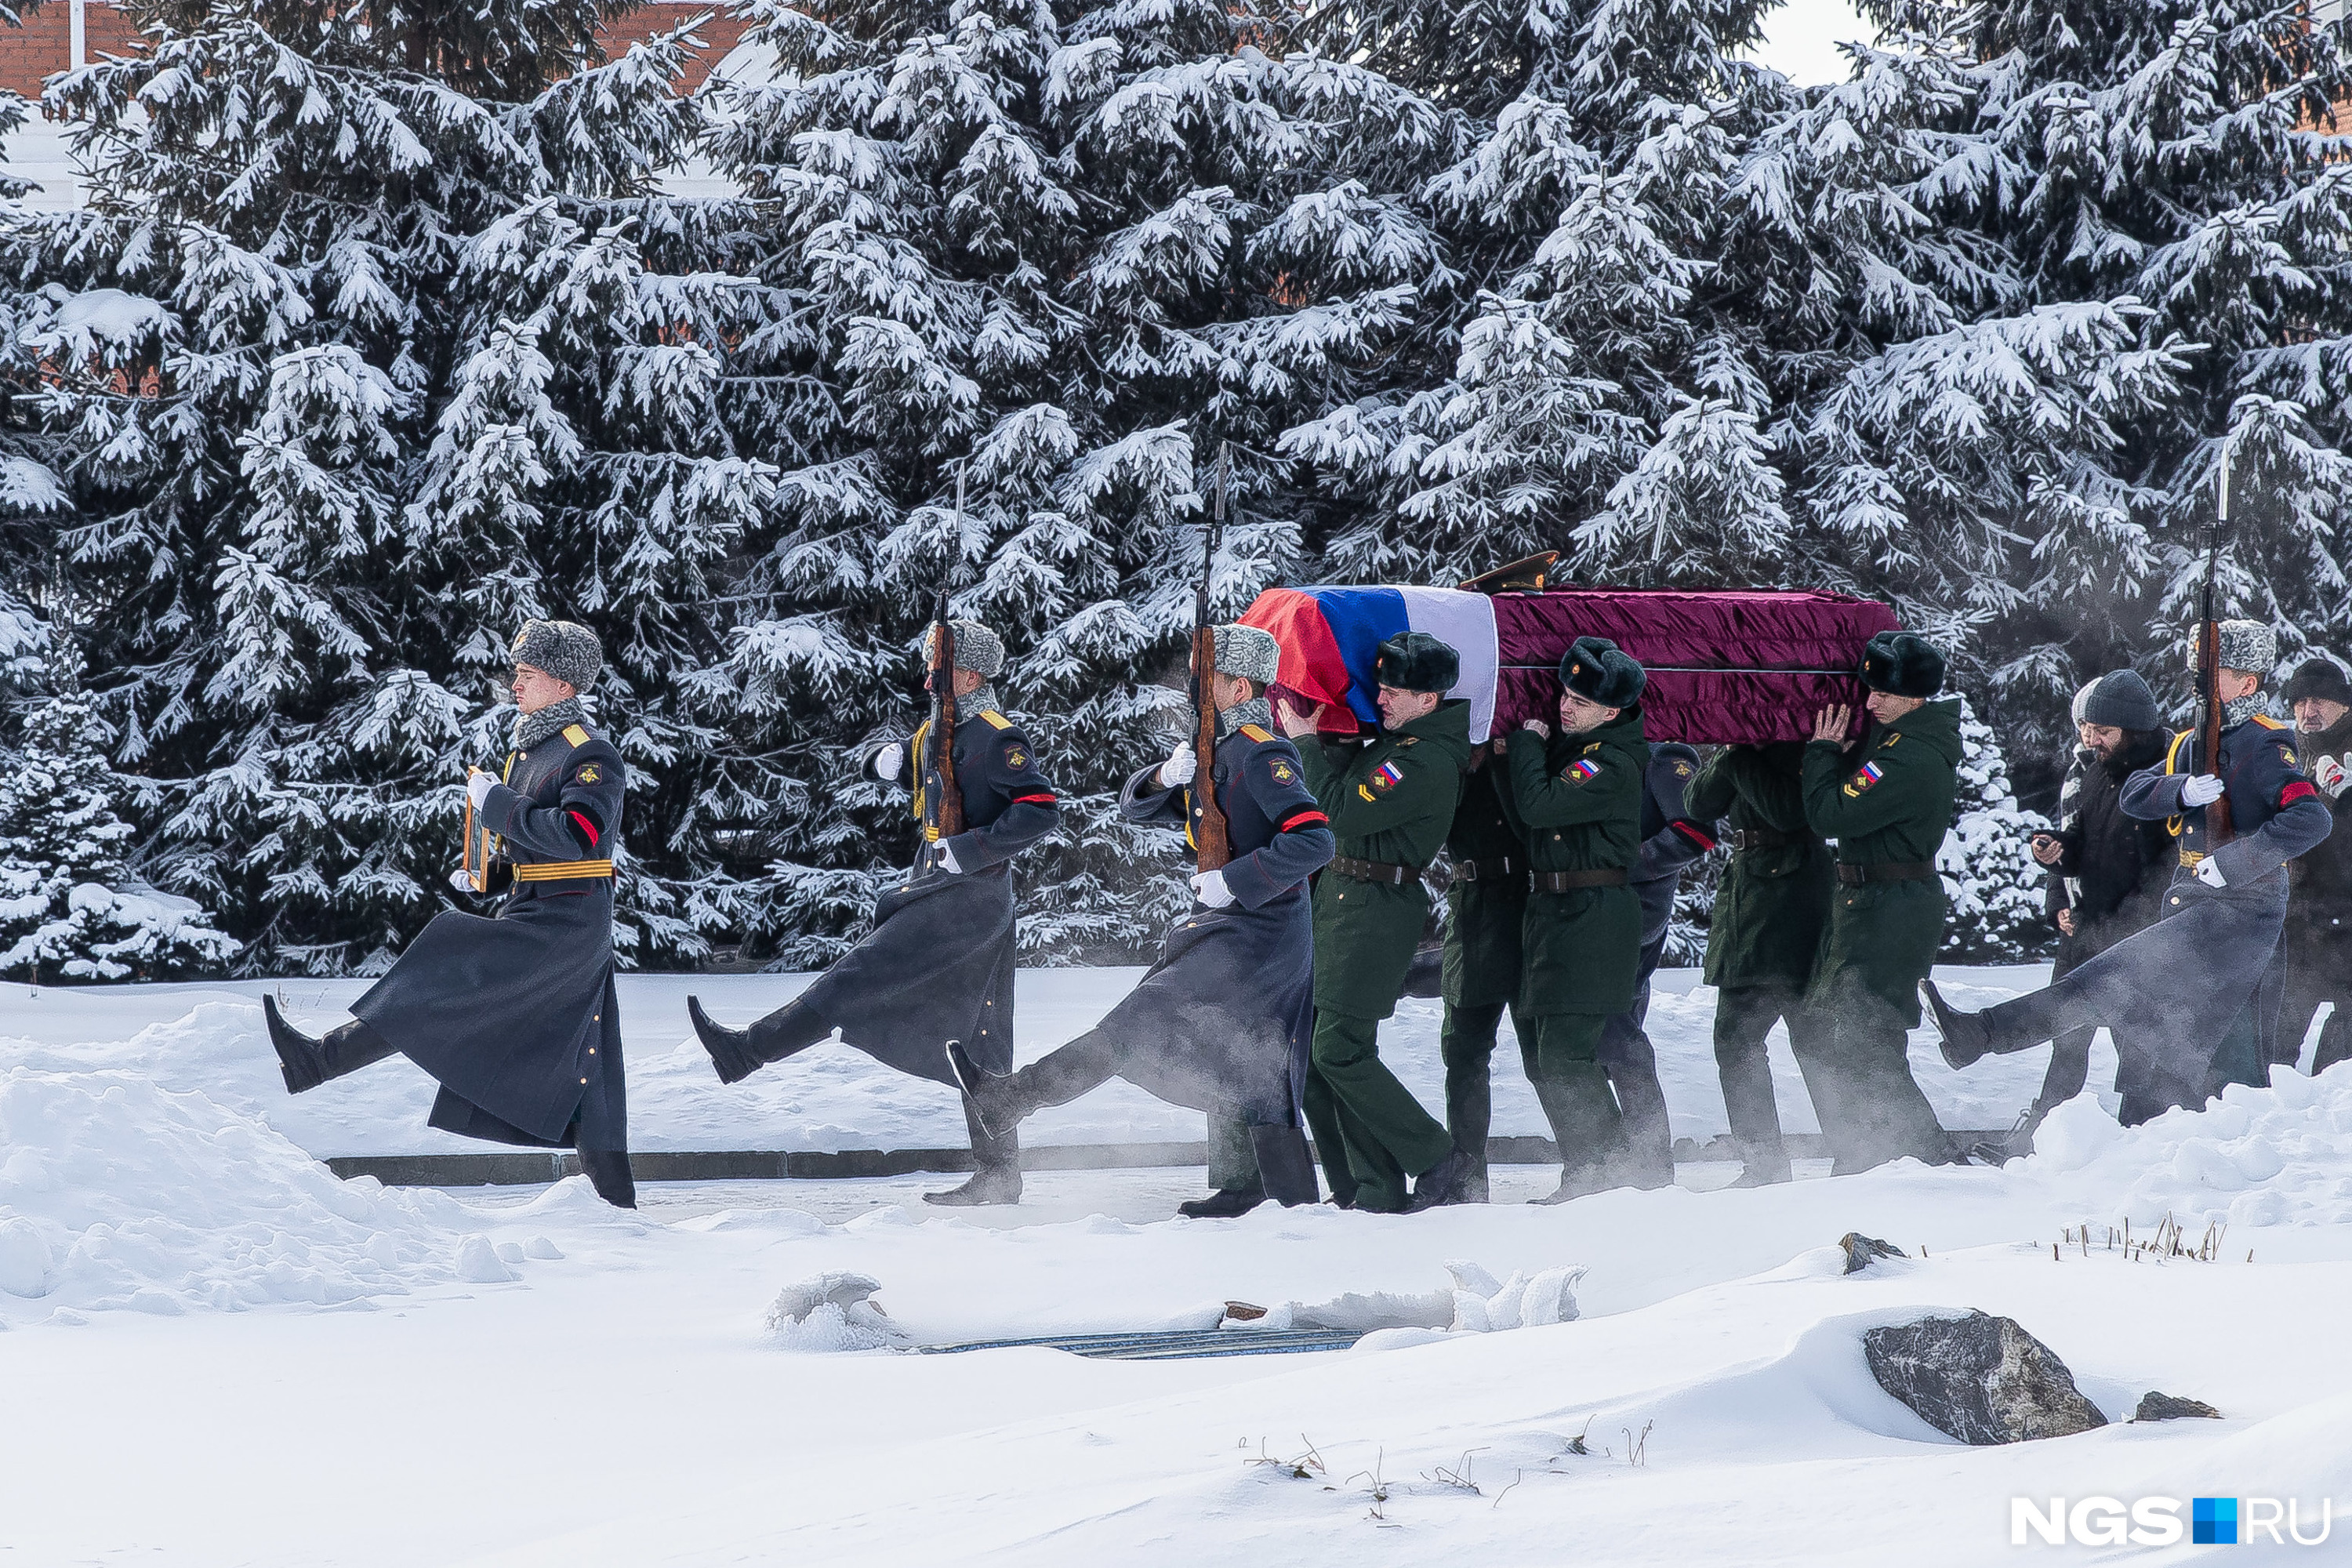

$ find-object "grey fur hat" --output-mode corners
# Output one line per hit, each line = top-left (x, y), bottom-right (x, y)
(2080, 670), (2161, 731)
(1212, 624), (1280, 684)
(925, 619), (1004, 678)
(511, 619), (601, 692)
(2190, 619), (2277, 677)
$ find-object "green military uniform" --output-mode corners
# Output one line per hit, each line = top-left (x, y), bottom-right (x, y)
(1799, 698), (1960, 1171)
(1684, 742), (1835, 1183)
(1438, 750), (1530, 1200)
(1499, 704), (1648, 1186)
(1295, 698), (1472, 1211)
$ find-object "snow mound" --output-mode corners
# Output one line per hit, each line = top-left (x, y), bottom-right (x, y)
(2020, 1066), (2352, 1229)
(765, 1272), (909, 1352)
(0, 1068), (495, 1322)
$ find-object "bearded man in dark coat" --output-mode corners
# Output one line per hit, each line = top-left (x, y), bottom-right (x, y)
(2281, 657), (2352, 1075)
(687, 619), (1060, 1206)
(949, 624), (1334, 1218)
(262, 619), (637, 1207)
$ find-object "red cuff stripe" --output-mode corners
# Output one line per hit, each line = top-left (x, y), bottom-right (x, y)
(1671, 821), (1716, 851)
(569, 811), (600, 848)
(1012, 793), (1058, 804)
(1279, 808), (1330, 831)
(2281, 780), (2318, 806)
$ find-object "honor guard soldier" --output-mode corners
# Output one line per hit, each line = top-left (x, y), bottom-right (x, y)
(1799, 630), (1958, 1172)
(262, 619), (638, 1207)
(1926, 621), (2332, 1122)
(950, 625), (1334, 1217)
(688, 619), (1060, 1204)
(1279, 630), (1477, 1213)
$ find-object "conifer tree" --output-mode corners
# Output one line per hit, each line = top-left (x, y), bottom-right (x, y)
(1936, 695), (2053, 961)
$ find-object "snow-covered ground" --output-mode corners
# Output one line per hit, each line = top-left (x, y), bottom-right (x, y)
(0, 965), (2104, 1159)
(3, 971), (2350, 1563)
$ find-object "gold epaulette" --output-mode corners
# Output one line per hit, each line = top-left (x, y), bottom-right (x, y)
(1239, 723), (1273, 742)
(979, 710), (1014, 730)
(562, 724), (590, 747)
(2255, 714), (2288, 729)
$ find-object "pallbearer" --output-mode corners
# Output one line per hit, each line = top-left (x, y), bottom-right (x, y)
(950, 624), (1334, 1218)
(260, 620), (637, 1207)
(688, 618), (1060, 1205)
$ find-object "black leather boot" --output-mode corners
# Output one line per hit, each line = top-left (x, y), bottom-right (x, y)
(687, 996), (771, 1084)
(1177, 1188), (1266, 1219)
(925, 1098), (1022, 1206)
(1247, 1123), (1322, 1207)
(1919, 980), (1994, 1069)
(264, 997), (396, 1094)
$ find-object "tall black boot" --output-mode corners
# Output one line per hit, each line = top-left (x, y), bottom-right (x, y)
(688, 995), (797, 1085)
(1527, 1067), (1624, 1205)
(263, 996), (396, 1094)
(1247, 1123), (1321, 1207)
(925, 1094), (1022, 1207)
(576, 1148), (637, 1209)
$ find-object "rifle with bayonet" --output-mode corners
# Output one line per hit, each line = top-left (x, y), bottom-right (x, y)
(923, 467), (967, 848)
(2197, 447), (2234, 848)
(1189, 444), (1232, 873)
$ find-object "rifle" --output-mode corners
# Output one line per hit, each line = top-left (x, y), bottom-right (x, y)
(2197, 447), (2234, 848)
(1189, 443), (1232, 873)
(923, 466), (966, 847)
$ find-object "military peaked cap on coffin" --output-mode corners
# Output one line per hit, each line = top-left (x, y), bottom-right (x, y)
(512, 619), (602, 692)
(1213, 623), (1281, 684)
(1557, 636), (1646, 710)
(2190, 619), (2277, 678)
(1375, 630), (1459, 694)
(1858, 630), (1945, 699)
(926, 618), (1005, 678)
(2284, 657), (2352, 709)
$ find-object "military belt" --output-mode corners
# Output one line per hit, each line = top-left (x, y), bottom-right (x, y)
(1834, 861), (1936, 885)
(1454, 855), (1518, 882)
(1330, 855), (1425, 886)
(1529, 867), (1629, 892)
(514, 859), (615, 882)
(1730, 828), (1792, 852)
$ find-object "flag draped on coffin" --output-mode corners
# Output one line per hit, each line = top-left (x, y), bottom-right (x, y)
(1240, 586), (1899, 746)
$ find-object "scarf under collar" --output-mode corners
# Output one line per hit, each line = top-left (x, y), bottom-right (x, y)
(512, 695), (589, 754)
(956, 683), (1002, 722)
(2222, 692), (2267, 731)
(1218, 695), (1273, 738)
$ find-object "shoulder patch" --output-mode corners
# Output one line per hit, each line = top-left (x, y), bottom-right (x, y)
(1269, 757), (1298, 785)
(575, 763), (602, 786)
(1672, 761), (1694, 778)
(561, 724), (590, 748)
(1004, 744), (1029, 771)
(1369, 759), (1406, 793)
(2281, 744), (2300, 769)
(1842, 760), (1887, 798)
(1562, 757), (1604, 784)
(1239, 723), (1273, 743)
(979, 710), (1014, 731)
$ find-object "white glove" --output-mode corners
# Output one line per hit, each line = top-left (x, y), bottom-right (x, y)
(2180, 773), (2226, 808)
(873, 742), (904, 782)
(2314, 756), (2347, 800)
(935, 840), (963, 875)
(448, 866), (474, 892)
(1189, 868), (1236, 909)
(466, 770), (496, 811)
(1157, 742), (1196, 789)
(2195, 855), (2227, 889)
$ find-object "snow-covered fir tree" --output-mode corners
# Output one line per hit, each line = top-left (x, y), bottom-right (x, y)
(1936, 695), (2053, 961)
(699, 0), (1465, 961)
(0, 646), (234, 982)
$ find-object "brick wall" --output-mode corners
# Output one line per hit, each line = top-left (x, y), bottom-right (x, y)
(0, 2), (755, 100)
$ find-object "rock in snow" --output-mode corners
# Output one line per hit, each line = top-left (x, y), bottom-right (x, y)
(1838, 1232), (1907, 1274)
(2132, 1391), (2222, 1421)
(1863, 1311), (2108, 1445)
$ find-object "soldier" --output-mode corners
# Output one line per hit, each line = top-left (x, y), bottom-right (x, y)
(1436, 744), (1530, 1204)
(1925, 621), (2332, 1123)
(260, 620), (637, 1207)
(686, 619), (1059, 1206)
(1277, 630), (1476, 1214)
(2281, 658), (2352, 1075)
(1501, 636), (1652, 1203)
(1799, 630), (1959, 1172)
(1684, 742), (1831, 1186)
(1594, 739), (1718, 1188)
(949, 625), (1333, 1218)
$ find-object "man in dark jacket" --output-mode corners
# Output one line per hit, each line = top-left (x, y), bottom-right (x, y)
(2282, 657), (2352, 1074)
(1976, 669), (2172, 1159)
(1686, 742), (1831, 1186)
(687, 619), (1060, 1206)
(1281, 630), (1477, 1214)
(262, 619), (638, 1207)
(1800, 630), (1960, 1173)
(1501, 637), (1652, 1203)
(950, 625), (1334, 1218)
(1926, 622), (2333, 1122)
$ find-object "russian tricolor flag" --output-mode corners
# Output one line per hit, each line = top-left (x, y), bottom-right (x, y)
(1240, 586), (1498, 742)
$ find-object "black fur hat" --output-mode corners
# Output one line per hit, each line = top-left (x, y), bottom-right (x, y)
(2283, 657), (2352, 710)
(1858, 631), (1944, 699)
(1375, 630), (1460, 694)
(1557, 636), (1646, 710)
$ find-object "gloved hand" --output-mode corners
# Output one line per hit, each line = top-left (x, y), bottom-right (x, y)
(935, 840), (963, 875)
(2314, 755), (2347, 800)
(2195, 855), (2228, 889)
(2180, 773), (2226, 808)
(466, 770), (497, 811)
(1189, 869), (1236, 909)
(1157, 742), (1196, 789)
(873, 742), (905, 782)
(448, 866), (474, 893)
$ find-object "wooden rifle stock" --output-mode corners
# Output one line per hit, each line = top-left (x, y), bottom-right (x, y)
(1191, 444), (1232, 873)
(2199, 452), (2234, 848)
